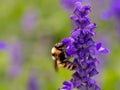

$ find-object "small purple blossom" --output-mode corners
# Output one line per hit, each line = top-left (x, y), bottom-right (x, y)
(7, 64), (21, 78)
(27, 71), (39, 90)
(100, 0), (120, 20)
(0, 41), (7, 50)
(7, 39), (23, 78)
(10, 39), (23, 64)
(59, 1), (109, 90)
(100, 0), (120, 41)
(21, 7), (38, 33)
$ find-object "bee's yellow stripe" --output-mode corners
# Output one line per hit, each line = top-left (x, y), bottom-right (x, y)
(69, 64), (74, 70)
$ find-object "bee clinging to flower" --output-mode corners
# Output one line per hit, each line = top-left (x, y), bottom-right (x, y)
(51, 43), (77, 72)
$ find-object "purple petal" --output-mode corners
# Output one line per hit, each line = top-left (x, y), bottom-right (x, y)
(70, 15), (81, 27)
(95, 85), (101, 90)
(74, 4), (91, 17)
(75, 1), (82, 9)
(98, 47), (110, 54)
(80, 5), (91, 16)
(66, 45), (77, 56)
(62, 37), (74, 47)
(96, 42), (110, 54)
(97, 46), (109, 54)
(74, 8), (81, 17)
(86, 23), (96, 30)
(71, 29), (80, 38)
(63, 81), (72, 87)
(82, 76), (88, 82)
(86, 59), (93, 64)
(88, 79), (96, 86)
(89, 68), (99, 77)
(96, 42), (102, 50)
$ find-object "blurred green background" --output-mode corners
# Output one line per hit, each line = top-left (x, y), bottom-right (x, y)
(0, 0), (120, 90)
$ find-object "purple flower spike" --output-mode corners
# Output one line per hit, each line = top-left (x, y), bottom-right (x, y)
(59, 1), (109, 90)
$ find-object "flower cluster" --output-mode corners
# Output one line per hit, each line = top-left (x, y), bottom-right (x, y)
(100, 0), (120, 41)
(59, 2), (109, 90)
(100, 0), (120, 20)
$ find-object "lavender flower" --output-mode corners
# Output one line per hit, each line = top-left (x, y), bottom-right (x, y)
(27, 71), (39, 90)
(100, 0), (120, 20)
(7, 64), (21, 79)
(10, 39), (23, 64)
(100, 0), (120, 41)
(21, 7), (38, 33)
(0, 41), (7, 50)
(59, 2), (109, 90)
(7, 39), (23, 78)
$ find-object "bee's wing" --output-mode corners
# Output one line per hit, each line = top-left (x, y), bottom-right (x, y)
(54, 60), (58, 72)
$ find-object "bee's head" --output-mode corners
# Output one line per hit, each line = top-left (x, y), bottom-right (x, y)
(54, 43), (65, 51)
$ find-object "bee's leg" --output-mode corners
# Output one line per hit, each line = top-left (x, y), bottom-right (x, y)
(54, 60), (58, 72)
(72, 72), (81, 81)
(72, 72), (77, 81)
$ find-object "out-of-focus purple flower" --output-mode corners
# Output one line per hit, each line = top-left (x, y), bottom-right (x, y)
(111, 0), (120, 20)
(100, 0), (120, 20)
(100, 0), (120, 41)
(27, 71), (39, 90)
(59, 2), (109, 90)
(7, 39), (23, 78)
(100, 10), (114, 20)
(0, 41), (7, 50)
(7, 64), (21, 78)
(21, 7), (38, 33)
(11, 40), (23, 64)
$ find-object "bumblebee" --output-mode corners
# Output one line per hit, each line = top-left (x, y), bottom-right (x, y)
(51, 43), (77, 71)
